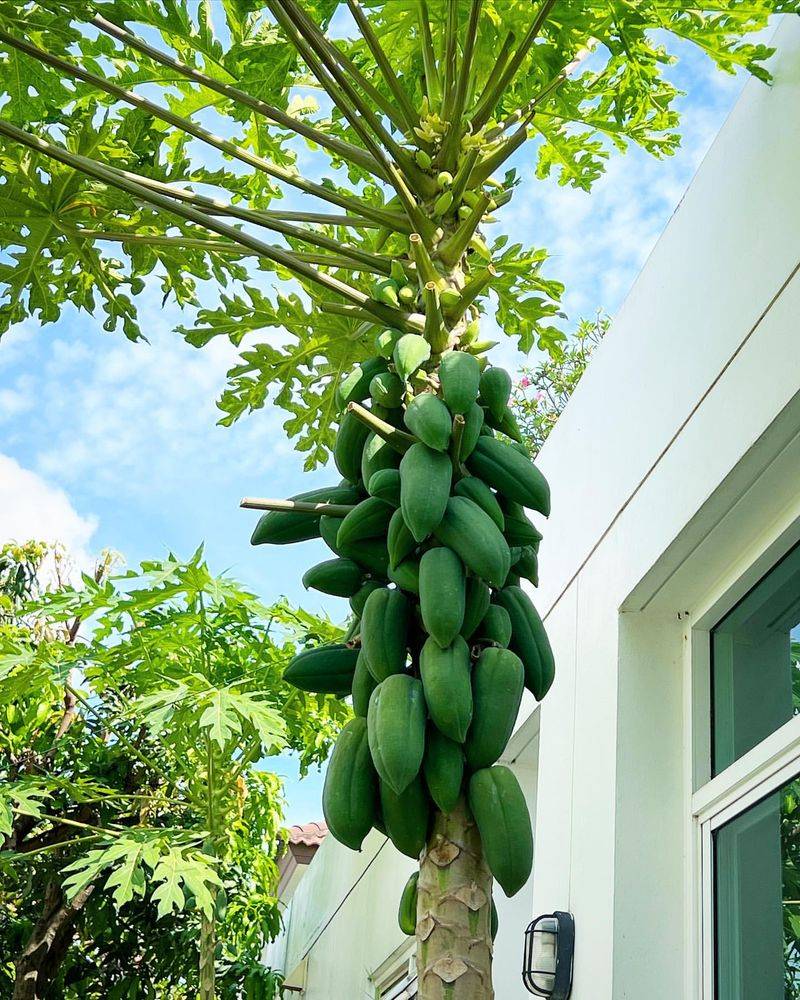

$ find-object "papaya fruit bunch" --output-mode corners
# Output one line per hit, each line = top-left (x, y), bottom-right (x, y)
(251, 343), (554, 919)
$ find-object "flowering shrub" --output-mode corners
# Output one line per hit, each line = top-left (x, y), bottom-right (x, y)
(512, 313), (609, 456)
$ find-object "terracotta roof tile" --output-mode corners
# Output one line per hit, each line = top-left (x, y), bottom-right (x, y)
(287, 820), (328, 847)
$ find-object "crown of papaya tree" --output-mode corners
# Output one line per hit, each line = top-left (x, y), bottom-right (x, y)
(0, 0), (785, 462)
(0, 2), (788, 997)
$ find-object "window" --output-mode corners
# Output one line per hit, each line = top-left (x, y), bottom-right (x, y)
(711, 541), (800, 776)
(696, 538), (800, 998)
(378, 965), (417, 1000)
(714, 777), (800, 998)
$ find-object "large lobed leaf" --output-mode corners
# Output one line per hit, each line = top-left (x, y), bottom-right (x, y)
(0, 0), (793, 466)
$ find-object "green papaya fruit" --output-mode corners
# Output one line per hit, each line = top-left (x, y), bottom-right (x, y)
(484, 405), (524, 443)
(319, 514), (343, 555)
(361, 432), (401, 485)
(404, 393), (452, 452)
(337, 497), (393, 549)
(399, 443), (452, 543)
(350, 579), (382, 617)
(370, 371), (405, 408)
(419, 547), (465, 647)
(388, 558), (421, 595)
(491, 900), (499, 941)
(372, 403), (405, 427)
(375, 328), (403, 359)
(458, 402), (485, 460)
(454, 477), (504, 530)
(479, 367), (512, 421)
(394, 333), (431, 381)
(398, 871), (418, 935)
(367, 468), (402, 506)
(302, 558), (363, 598)
(373, 276), (400, 308)
(368, 674), (426, 793)
(340, 537), (390, 578)
(388, 509), (416, 570)
(251, 485), (360, 546)
(284, 644), (358, 695)
(423, 729), (464, 814)
(433, 497), (510, 588)
(337, 357), (388, 410)
(476, 604), (512, 648)
(322, 717), (377, 851)
(465, 647), (524, 770)
(467, 437), (550, 515)
(361, 588), (409, 681)
(440, 351), (481, 414)
(399, 284), (417, 306)
(497, 586), (554, 699)
(334, 410), (371, 484)
(515, 546), (539, 586)
(461, 577), (492, 640)
(419, 635), (472, 743)
(380, 776), (430, 859)
(468, 765), (532, 897)
(502, 501), (543, 548)
(351, 647), (377, 717)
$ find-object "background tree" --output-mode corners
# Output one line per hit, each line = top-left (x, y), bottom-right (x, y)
(0, 542), (348, 999)
(0, 3), (793, 998)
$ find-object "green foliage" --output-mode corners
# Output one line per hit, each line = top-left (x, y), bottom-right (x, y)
(0, 1), (790, 466)
(511, 312), (609, 455)
(0, 543), (348, 998)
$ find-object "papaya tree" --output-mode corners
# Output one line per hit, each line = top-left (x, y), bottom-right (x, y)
(0, 543), (348, 999)
(0, 3), (792, 997)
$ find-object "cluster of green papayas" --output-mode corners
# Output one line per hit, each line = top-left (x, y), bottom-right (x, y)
(251, 342), (554, 926)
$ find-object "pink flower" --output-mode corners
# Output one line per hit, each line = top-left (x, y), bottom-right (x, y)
(519, 376), (531, 388)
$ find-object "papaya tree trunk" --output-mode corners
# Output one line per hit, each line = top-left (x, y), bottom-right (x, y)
(199, 910), (216, 1000)
(416, 798), (494, 999)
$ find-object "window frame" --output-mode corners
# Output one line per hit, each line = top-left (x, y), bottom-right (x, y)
(689, 518), (800, 998)
(370, 942), (416, 1000)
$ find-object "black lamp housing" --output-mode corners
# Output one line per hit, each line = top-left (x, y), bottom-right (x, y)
(522, 910), (575, 999)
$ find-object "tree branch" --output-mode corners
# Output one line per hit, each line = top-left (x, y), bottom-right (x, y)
(346, 402), (417, 453)
(441, 0), (459, 121)
(436, 191), (491, 267)
(269, 0), (435, 222)
(0, 26), (408, 233)
(441, 0), (483, 170)
(239, 498), (356, 515)
(471, 0), (557, 131)
(482, 47), (590, 142)
(471, 29), (515, 121)
(417, 0), (441, 106)
(345, 0), (419, 134)
(90, 13), (384, 179)
(470, 114), (534, 188)
(0, 120), (408, 324)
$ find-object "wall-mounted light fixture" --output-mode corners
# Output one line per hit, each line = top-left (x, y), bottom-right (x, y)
(522, 911), (575, 999)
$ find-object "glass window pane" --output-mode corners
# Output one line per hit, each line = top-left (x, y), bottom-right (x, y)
(714, 777), (800, 999)
(711, 543), (800, 776)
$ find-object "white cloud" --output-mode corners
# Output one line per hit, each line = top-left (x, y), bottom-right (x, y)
(16, 289), (294, 501)
(0, 453), (98, 567)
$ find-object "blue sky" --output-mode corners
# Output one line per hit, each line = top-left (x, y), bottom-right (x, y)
(0, 24), (772, 824)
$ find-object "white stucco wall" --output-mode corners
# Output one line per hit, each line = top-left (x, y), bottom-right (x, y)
(268, 16), (800, 998)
